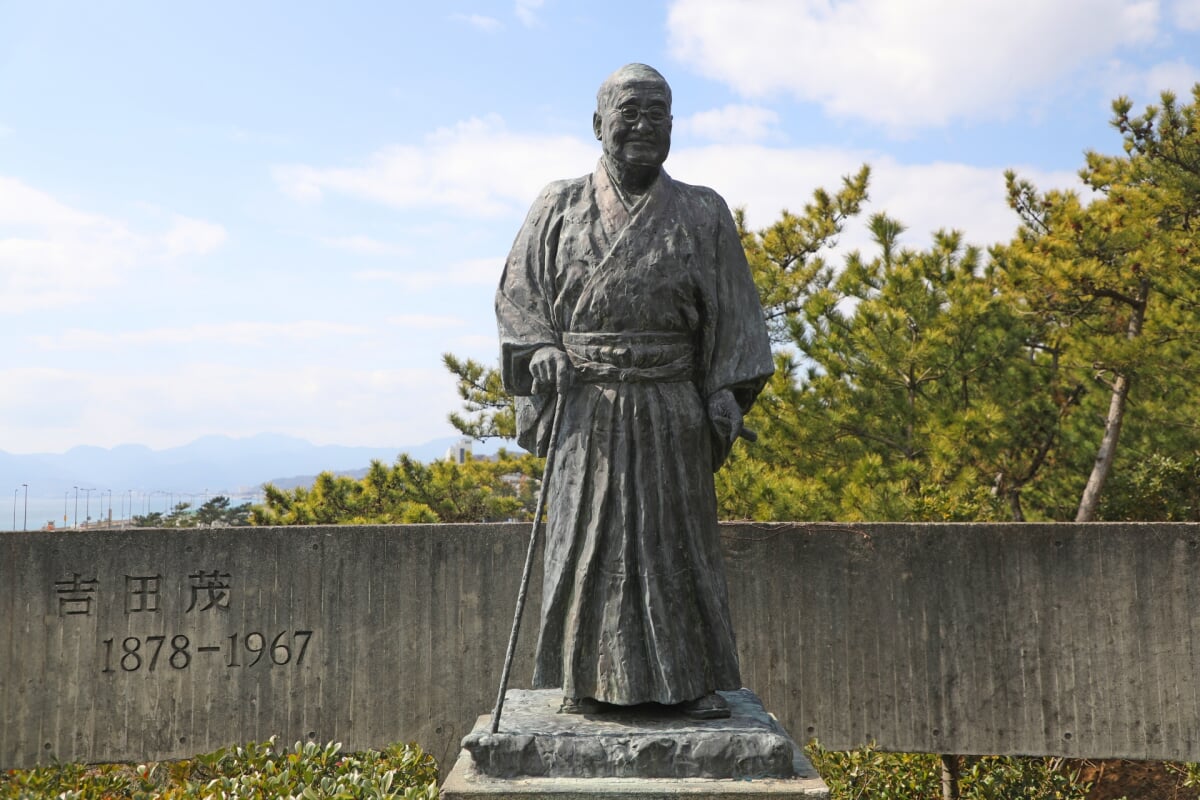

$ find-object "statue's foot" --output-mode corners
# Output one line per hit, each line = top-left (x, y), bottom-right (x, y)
(559, 696), (605, 715)
(675, 692), (730, 720)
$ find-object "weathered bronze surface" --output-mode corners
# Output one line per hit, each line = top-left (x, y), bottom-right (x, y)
(465, 689), (802, 779)
(496, 64), (774, 712)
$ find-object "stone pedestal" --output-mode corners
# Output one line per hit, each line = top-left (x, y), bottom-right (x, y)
(442, 689), (828, 799)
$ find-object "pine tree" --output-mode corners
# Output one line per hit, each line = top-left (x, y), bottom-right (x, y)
(444, 353), (515, 440)
(995, 85), (1200, 520)
(251, 452), (544, 525)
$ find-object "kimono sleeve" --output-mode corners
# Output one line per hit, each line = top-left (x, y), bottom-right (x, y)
(495, 181), (569, 455)
(701, 193), (774, 410)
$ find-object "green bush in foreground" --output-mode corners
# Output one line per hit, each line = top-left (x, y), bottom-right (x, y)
(1, 738), (438, 800)
(806, 742), (1095, 799)
(17, 737), (1197, 799)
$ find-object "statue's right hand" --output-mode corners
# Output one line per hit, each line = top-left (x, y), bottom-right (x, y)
(529, 347), (575, 394)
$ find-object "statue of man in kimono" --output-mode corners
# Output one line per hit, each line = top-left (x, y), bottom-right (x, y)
(496, 64), (774, 720)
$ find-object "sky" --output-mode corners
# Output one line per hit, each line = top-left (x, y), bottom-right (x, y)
(2, 0), (1199, 456)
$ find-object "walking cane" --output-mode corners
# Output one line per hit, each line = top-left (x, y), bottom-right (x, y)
(490, 391), (567, 733)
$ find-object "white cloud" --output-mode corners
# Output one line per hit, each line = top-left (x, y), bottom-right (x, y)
(281, 120), (1079, 279)
(667, 0), (1162, 130)
(0, 177), (139, 310)
(447, 333), (501, 353)
(31, 321), (367, 350)
(676, 105), (781, 143)
(451, 13), (502, 32)
(0, 176), (227, 312)
(354, 256), (500, 290)
(319, 235), (411, 256)
(0, 363), (456, 453)
(672, 144), (1079, 255)
(387, 314), (467, 329)
(1174, 0), (1200, 29)
(273, 115), (597, 217)
(163, 215), (227, 257)
(0, 175), (111, 231)
(0, 123), (12, 137)
(672, 145), (868, 228)
(1105, 57), (1200, 105)
(869, 160), (1080, 250)
(1139, 58), (1200, 98)
(515, 0), (545, 26)
(225, 126), (291, 146)
(0, 368), (89, 435)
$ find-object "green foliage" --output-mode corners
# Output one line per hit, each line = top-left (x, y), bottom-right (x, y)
(993, 85), (1200, 520)
(131, 497), (252, 528)
(443, 353), (515, 440)
(165, 502), (194, 527)
(724, 85), (1200, 523)
(1099, 452), (1200, 521)
(0, 738), (439, 799)
(806, 743), (1095, 800)
(1171, 760), (1200, 790)
(195, 495), (253, 527)
(1113, 85), (1200, 212)
(807, 743), (944, 798)
(742, 165), (870, 344)
(735, 202), (1061, 522)
(251, 452), (543, 525)
(957, 756), (1092, 800)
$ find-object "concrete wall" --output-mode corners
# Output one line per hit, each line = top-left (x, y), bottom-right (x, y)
(3, 523), (1198, 770)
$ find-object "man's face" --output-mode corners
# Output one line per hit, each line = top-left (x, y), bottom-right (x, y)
(593, 79), (672, 169)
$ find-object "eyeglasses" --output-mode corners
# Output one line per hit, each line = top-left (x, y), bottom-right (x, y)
(614, 105), (671, 125)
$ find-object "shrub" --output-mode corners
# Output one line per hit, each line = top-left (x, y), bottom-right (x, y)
(806, 742), (1094, 800)
(0, 737), (439, 800)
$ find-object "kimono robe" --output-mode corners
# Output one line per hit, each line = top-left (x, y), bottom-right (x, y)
(496, 161), (774, 706)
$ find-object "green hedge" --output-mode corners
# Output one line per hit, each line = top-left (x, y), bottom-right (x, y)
(807, 743), (1096, 799)
(1, 738), (438, 800)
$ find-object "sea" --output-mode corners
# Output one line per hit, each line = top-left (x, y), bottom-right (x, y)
(5, 492), (264, 532)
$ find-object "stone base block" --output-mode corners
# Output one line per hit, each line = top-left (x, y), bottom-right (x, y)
(443, 688), (828, 799)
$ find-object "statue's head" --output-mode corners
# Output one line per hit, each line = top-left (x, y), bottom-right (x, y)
(593, 63), (672, 172)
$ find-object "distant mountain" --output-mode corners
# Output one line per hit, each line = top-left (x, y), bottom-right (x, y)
(0, 434), (504, 497)
(265, 467), (373, 491)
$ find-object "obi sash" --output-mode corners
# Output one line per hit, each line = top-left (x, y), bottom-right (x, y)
(563, 331), (694, 384)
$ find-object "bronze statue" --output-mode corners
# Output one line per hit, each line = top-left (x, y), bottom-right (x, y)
(496, 63), (773, 720)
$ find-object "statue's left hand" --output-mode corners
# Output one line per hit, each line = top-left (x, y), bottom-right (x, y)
(529, 347), (576, 394)
(707, 389), (743, 447)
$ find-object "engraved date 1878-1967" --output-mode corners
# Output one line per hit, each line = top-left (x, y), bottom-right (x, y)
(100, 630), (313, 673)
